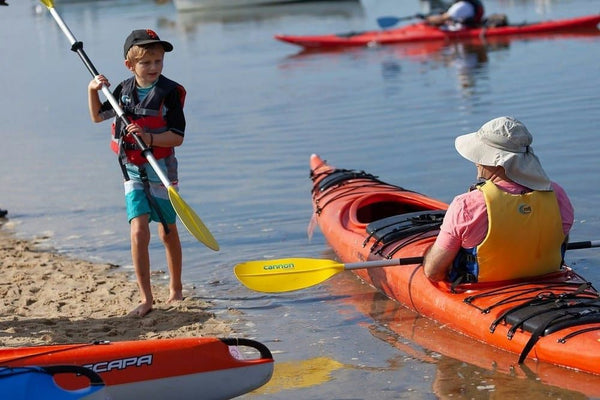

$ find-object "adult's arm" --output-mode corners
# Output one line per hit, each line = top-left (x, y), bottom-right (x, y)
(423, 242), (458, 281)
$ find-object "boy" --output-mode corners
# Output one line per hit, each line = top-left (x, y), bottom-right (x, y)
(88, 29), (186, 317)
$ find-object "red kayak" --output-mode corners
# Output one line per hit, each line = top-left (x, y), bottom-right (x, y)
(275, 14), (600, 48)
(0, 337), (273, 400)
(309, 154), (600, 375)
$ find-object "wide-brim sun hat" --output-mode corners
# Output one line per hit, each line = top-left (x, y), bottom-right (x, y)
(123, 29), (173, 59)
(455, 116), (552, 191)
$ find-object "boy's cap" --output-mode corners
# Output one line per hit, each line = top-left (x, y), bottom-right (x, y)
(123, 29), (173, 58)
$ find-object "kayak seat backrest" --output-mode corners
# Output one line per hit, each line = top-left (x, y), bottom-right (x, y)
(365, 210), (446, 246)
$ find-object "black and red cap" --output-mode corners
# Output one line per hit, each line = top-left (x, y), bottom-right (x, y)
(123, 29), (173, 58)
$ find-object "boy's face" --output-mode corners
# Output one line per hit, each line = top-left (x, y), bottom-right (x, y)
(125, 47), (165, 88)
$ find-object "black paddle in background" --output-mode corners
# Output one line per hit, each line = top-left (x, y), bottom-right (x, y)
(376, 14), (428, 29)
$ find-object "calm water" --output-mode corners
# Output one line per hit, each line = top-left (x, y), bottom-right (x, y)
(1, 0), (600, 398)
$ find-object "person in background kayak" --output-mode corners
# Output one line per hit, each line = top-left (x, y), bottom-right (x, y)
(88, 29), (186, 317)
(424, 0), (484, 30)
(423, 116), (574, 284)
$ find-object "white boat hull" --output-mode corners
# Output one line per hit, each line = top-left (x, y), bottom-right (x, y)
(105, 364), (274, 400)
(174, 0), (354, 12)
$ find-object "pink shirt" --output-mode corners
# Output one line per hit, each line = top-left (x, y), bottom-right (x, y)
(435, 181), (574, 253)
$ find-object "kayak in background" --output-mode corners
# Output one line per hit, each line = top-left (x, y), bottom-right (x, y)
(0, 337), (274, 400)
(308, 153), (600, 375)
(275, 14), (600, 48)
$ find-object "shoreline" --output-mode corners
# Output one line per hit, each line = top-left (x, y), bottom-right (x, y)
(0, 226), (233, 347)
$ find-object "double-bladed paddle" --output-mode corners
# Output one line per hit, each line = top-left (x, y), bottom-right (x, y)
(234, 240), (600, 293)
(39, 0), (219, 251)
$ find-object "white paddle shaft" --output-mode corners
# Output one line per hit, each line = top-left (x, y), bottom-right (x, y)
(47, 5), (172, 190)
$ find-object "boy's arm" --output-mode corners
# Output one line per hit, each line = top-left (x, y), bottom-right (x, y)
(150, 131), (184, 148)
(87, 75), (109, 123)
(125, 122), (184, 148)
(154, 85), (186, 147)
(126, 85), (185, 148)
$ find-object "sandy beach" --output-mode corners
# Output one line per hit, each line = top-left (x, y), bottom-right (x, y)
(0, 227), (233, 348)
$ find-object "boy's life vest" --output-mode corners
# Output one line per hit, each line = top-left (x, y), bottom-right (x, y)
(110, 75), (186, 166)
(450, 0), (484, 27)
(450, 180), (565, 283)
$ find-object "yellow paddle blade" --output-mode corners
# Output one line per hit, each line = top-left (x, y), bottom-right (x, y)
(234, 258), (345, 293)
(168, 187), (219, 251)
(40, 0), (54, 8)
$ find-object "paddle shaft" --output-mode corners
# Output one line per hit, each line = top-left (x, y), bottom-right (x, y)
(566, 240), (600, 250)
(395, 14), (424, 22)
(344, 256), (423, 270)
(376, 13), (429, 29)
(346, 240), (599, 271)
(45, 6), (172, 190)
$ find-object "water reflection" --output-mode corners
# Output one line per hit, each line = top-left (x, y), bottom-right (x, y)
(278, 37), (503, 95)
(412, 40), (493, 89)
(325, 271), (600, 398)
(279, 30), (599, 97)
(251, 356), (346, 396)
(377, 38), (500, 91)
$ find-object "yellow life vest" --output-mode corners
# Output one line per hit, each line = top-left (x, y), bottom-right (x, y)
(474, 181), (565, 282)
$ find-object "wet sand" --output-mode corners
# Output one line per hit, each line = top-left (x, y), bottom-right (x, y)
(0, 228), (232, 347)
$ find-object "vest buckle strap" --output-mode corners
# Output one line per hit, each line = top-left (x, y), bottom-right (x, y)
(121, 141), (138, 150)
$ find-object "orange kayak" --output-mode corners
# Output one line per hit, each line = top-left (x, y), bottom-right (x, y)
(0, 337), (273, 399)
(324, 274), (600, 397)
(309, 154), (600, 375)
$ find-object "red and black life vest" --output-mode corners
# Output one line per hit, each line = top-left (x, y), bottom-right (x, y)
(111, 75), (186, 166)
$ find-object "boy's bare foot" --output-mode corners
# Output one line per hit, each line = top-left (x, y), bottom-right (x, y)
(167, 290), (183, 304)
(128, 302), (153, 317)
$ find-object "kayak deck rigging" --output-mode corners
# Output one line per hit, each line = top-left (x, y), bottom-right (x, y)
(309, 154), (600, 374)
(465, 281), (600, 362)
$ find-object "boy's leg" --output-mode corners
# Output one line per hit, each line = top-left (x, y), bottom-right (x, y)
(158, 222), (183, 303)
(129, 214), (153, 317)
